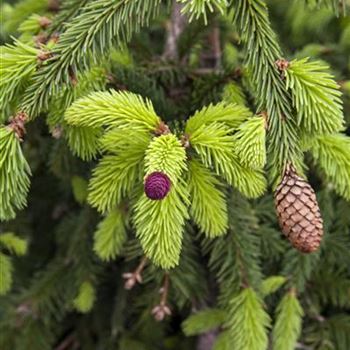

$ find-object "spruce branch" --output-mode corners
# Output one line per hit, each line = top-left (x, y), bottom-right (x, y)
(188, 159), (228, 237)
(272, 288), (304, 350)
(185, 102), (251, 133)
(0, 122), (31, 221)
(260, 275), (287, 297)
(72, 281), (96, 313)
(20, 0), (162, 117)
(182, 308), (226, 336)
(227, 287), (271, 350)
(134, 181), (190, 269)
(93, 208), (127, 261)
(88, 130), (150, 213)
(179, 0), (228, 24)
(65, 90), (161, 131)
(0, 253), (13, 295)
(144, 134), (187, 185)
(285, 58), (344, 135)
(308, 134), (350, 200)
(233, 115), (267, 169)
(0, 233), (28, 256)
(232, 0), (303, 183)
(0, 40), (43, 110)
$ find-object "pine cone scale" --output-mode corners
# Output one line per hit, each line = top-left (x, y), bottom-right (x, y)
(274, 166), (324, 253)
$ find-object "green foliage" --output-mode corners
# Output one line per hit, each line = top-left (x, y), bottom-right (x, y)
(21, 0), (162, 116)
(188, 159), (228, 237)
(308, 134), (350, 200)
(185, 102), (251, 133)
(144, 134), (187, 185)
(272, 291), (304, 350)
(65, 90), (161, 130)
(0, 0), (349, 348)
(0, 253), (13, 295)
(134, 183), (189, 269)
(182, 308), (226, 336)
(179, 0), (227, 23)
(208, 194), (263, 302)
(227, 287), (271, 350)
(234, 115), (266, 169)
(88, 130), (150, 213)
(222, 81), (246, 106)
(188, 121), (266, 197)
(93, 209), (126, 261)
(232, 0), (303, 183)
(71, 176), (88, 204)
(212, 331), (231, 350)
(18, 14), (46, 39)
(0, 40), (39, 110)
(261, 275), (287, 297)
(285, 58), (344, 135)
(2, 0), (48, 34)
(73, 281), (96, 313)
(0, 127), (31, 221)
(65, 126), (103, 161)
(0, 233), (28, 256)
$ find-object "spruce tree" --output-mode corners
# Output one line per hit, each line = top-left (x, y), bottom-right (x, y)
(1, 0), (350, 349)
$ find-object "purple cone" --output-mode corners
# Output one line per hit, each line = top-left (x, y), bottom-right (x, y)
(144, 172), (171, 200)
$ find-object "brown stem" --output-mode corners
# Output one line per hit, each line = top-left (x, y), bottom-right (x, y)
(160, 273), (170, 306)
(200, 24), (221, 70)
(135, 256), (148, 276)
(163, 1), (187, 61)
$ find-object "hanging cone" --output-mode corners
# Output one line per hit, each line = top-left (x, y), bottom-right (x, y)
(274, 165), (323, 253)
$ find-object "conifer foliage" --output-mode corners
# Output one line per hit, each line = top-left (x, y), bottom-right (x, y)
(0, 0), (350, 349)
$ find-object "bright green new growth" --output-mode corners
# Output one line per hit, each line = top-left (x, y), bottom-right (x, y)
(285, 58), (344, 135)
(66, 126), (103, 161)
(222, 81), (246, 106)
(21, 0), (162, 116)
(308, 134), (350, 200)
(18, 14), (45, 38)
(93, 209), (126, 261)
(65, 91), (268, 268)
(73, 281), (96, 314)
(182, 308), (226, 336)
(0, 232), (27, 296)
(71, 176), (88, 205)
(185, 102), (251, 133)
(145, 134), (187, 185)
(212, 331), (231, 350)
(234, 116), (266, 169)
(0, 233), (28, 256)
(134, 183), (189, 269)
(88, 130), (150, 213)
(0, 40), (39, 108)
(0, 253), (13, 295)
(188, 159), (228, 237)
(227, 287), (271, 350)
(261, 275), (287, 297)
(65, 90), (161, 131)
(179, 0), (227, 24)
(272, 291), (304, 350)
(0, 127), (31, 221)
(186, 104), (266, 197)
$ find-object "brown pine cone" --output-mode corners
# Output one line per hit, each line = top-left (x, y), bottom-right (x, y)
(274, 165), (323, 253)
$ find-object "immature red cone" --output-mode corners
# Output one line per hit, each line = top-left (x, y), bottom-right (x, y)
(274, 165), (323, 253)
(144, 172), (171, 200)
